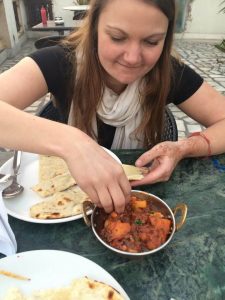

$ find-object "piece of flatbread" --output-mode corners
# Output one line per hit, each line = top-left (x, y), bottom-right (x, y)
(30, 186), (89, 219)
(31, 172), (76, 197)
(122, 164), (149, 180)
(39, 155), (69, 181)
(3, 277), (125, 300)
(69, 277), (124, 300)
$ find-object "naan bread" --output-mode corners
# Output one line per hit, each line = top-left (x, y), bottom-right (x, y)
(32, 172), (76, 197)
(3, 277), (125, 300)
(69, 277), (124, 300)
(30, 187), (89, 219)
(3, 288), (26, 300)
(39, 155), (69, 181)
(122, 164), (149, 180)
(33, 156), (148, 199)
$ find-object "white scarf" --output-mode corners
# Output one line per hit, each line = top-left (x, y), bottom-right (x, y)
(68, 52), (144, 149)
(96, 80), (144, 149)
(68, 80), (144, 149)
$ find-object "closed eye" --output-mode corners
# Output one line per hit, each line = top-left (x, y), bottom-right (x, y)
(144, 40), (159, 46)
(110, 36), (126, 43)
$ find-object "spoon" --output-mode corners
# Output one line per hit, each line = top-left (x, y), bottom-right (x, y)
(2, 151), (24, 199)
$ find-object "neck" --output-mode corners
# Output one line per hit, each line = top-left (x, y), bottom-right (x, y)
(104, 75), (127, 95)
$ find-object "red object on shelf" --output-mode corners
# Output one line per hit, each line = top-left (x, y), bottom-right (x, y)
(40, 6), (47, 25)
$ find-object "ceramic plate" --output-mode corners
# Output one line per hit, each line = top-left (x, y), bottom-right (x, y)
(0, 148), (121, 224)
(0, 249), (129, 299)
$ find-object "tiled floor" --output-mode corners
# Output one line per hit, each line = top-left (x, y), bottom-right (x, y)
(0, 38), (225, 142)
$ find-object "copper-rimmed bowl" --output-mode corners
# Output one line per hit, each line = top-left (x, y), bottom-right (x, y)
(82, 190), (187, 257)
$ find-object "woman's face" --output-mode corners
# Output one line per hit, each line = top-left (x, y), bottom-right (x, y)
(97, 0), (169, 93)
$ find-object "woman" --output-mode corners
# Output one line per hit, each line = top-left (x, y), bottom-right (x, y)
(0, 0), (225, 213)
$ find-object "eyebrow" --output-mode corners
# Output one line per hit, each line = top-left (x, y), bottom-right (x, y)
(106, 25), (167, 39)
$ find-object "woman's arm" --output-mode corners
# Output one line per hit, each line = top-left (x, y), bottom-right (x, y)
(0, 57), (48, 109)
(0, 58), (130, 212)
(133, 81), (225, 185)
(177, 81), (225, 157)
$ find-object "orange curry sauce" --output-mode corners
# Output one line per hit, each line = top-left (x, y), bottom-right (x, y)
(100, 196), (172, 253)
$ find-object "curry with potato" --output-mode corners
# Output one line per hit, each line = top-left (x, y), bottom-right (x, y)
(100, 196), (172, 253)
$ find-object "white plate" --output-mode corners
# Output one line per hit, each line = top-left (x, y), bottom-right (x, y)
(0, 148), (121, 224)
(0, 249), (129, 299)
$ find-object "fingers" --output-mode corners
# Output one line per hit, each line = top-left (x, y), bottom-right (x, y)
(135, 149), (156, 167)
(109, 179), (131, 213)
(135, 143), (171, 167)
(96, 169), (130, 213)
(131, 167), (164, 186)
(118, 171), (131, 205)
(132, 155), (176, 186)
(81, 165), (130, 214)
(90, 185), (129, 214)
(66, 141), (131, 214)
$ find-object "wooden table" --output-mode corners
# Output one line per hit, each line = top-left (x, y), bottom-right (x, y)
(31, 20), (82, 36)
(1, 150), (225, 299)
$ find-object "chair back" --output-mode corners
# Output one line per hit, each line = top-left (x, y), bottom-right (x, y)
(162, 107), (178, 141)
(37, 101), (67, 123)
(34, 35), (64, 49)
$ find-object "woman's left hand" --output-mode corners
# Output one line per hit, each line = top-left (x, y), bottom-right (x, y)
(132, 141), (184, 186)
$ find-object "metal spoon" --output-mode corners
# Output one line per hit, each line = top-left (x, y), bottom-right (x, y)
(0, 173), (14, 184)
(2, 151), (24, 199)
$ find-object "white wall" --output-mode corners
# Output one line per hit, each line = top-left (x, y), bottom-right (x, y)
(0, 0), (27, 58)
(52, 0), (76, 24)
(42, 0), (225, 40)
(176, 0), (225, 39)
(3, 0), (18, 46)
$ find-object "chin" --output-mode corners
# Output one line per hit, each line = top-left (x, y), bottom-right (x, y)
(114, 70), (144, 85)
(118, 76), (141, 85)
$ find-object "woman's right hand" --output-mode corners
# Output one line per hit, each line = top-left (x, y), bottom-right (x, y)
(62, 129), (131, 214)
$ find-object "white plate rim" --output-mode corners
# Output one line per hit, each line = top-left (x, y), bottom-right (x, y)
(0, 148), (121, 224)
(0, 249), (129, 299)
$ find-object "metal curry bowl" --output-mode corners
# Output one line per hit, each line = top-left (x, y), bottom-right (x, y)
(82, 190), (187, 257)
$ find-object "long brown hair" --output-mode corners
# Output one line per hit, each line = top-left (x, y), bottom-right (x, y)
(63, 0), (176, 147)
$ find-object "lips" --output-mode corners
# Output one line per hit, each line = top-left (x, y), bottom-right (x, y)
(117, 61), (142, 69)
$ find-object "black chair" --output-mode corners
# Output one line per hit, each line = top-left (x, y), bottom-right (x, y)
(163, 106), (178, 141)
(37, 100), (67, 123)
(34, 35), (64, 49)
(38, 101), (178, 142)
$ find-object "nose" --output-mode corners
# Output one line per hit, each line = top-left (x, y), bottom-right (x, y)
(123, 43), (142, 66)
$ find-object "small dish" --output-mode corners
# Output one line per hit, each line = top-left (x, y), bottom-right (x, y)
(83, 190), (187, 257)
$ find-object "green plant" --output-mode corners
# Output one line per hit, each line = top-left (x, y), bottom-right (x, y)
(215, 1), (225, 52)
(219, 0), (225, 13)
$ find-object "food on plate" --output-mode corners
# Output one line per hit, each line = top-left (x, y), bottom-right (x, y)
(122, 164), (149, 180)
(39, 155), (69, 181)
(30, 155), (86, 220)
(32, 156), (148, 199)
(32, 155), (76, 197)
(3, 277), (125, 300)
(30, 155), (149, 220)
(32, 172), (76, 197)
(0, 269), (30, 281)
(30, 186), (89, 219)
(100, 195), (172, 253)
(3, 288), (25, 300)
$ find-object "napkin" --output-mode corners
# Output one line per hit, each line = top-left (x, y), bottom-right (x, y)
(0, 197), (17, 256)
